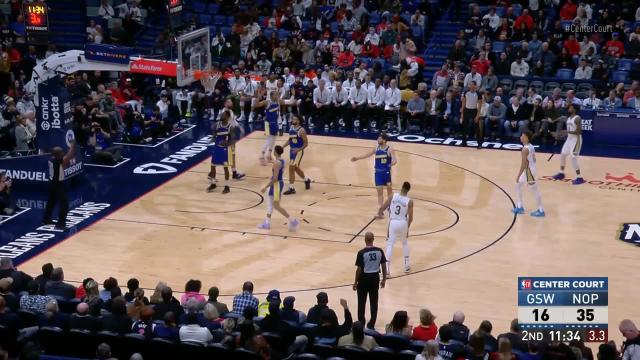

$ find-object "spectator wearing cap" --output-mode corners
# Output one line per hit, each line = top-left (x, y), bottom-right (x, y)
(620, 319), (640, 360)
(232, 281), (259, 316)
(207, 286), (229, 316)
(258, 289), (281, 317)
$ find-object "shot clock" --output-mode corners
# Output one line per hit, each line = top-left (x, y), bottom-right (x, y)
(23, 2), (49, 44)
(518, 277), (608, 343)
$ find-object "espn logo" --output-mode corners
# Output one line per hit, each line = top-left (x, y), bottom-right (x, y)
(618, 223), (640, 246)
(521, 279), (532, 289)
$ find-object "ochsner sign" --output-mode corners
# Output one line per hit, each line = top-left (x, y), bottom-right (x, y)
(129, 58), (177, 77)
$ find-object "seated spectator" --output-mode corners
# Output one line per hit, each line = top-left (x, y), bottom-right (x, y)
(99, 277), (119, 302)
(307, 291), (330, 325)
(206, 286), (229, 316)
(405, 91), (426, 133)
(181, 279), (206, 307)
(0, 175), (14, 216)
(602, 32), (625, 59)
(0, 277), (17, 311)
(14, 114), (34, 151)
(180, 311), (214, 344)
(425, 90), (444, 135)
(504, 97), (529, 140)
(464, 66), (483, 91)
(412, 308), (438, 341)
(418, 339), (444, 360)
(258, 289), (281, 317)
(19, 280), (52, 314)
(153, 286), (184, 320)
(438, 324), (466, 360)
(123, 278), (141, 303)
(236, 319), (271, 357)
(281, 296), (305, 325)
(468, 333), (490, 360)
(311, 299), (352, 346)
(432, 64), (451, 91)
(385, 310), (412, 337)
(80, 280), (103, 317)
(144, 106), (169, 139)
(498, 319), (528, 353)
(44, 267), (77, 301)
(98, 0), (115, 20)
(101, 296), (132, 334)
(0, 296), (20, 341)
(153, 311), (179, 341)
(574, 59), (592, 80)
(69, 302), (100, 332)
(34, 263), (54, 295)
(582, 89), (602, 110)
(202, 303), (222, 332)
(88, 121), (122, 165)
(127, 288), (149, 321)
(485, 96), (506, 140)
(443, 90), (461, 136)
(490, 337), (517, 360)
(471, 320), (498, 352)
(338, 321), (378, 350)
(494, 53), (511, 76)
(619, 319), (640, 360)
(510, 56), (529, 77)
(232, 281), (259, 316)
(448, 311), (470, 344)
(38, 299), (70, 330)
(627, 89), (640, 110)
(131, 306), (155, 338)
(624, 81), (640, 106)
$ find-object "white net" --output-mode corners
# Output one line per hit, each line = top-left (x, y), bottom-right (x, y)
(200, 70), (222, 93)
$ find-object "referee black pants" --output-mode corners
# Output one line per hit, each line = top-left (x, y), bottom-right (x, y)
(357, 274), (380, 328)
(462, 108), (482, 147)
(43, 183), (69, 227)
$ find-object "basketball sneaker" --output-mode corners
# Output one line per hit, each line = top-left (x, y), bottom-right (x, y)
(572, 177), (585, 185)
(257, 221), (270, 230)
(283, 188), (296, 195)
(530, 209), (546, 217)
(207, 183), (217, 192)
(552, 172), (566, 180)
(404, 266), (411, 273)
(222, 186), (230, 194)
(288, 218), (300, 232)
(511, 207), (525, 214)
(232, 171), (245, 180)
(304, 178), (311, 190)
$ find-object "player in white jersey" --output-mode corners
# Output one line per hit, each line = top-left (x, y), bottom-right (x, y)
(512, 131), (545, 217)
(552, 104), (585, 185)
(378, 181), (413, 276)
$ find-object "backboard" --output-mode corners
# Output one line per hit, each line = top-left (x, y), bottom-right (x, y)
(176, 27), (211, 87)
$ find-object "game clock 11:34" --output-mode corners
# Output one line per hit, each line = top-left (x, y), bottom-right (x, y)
(521, 329), (608, 343)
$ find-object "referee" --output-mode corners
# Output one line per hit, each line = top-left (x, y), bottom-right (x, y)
(353, 231), (387, 329)
(460, 81), (484, 149)
(42, 141), (76, 231)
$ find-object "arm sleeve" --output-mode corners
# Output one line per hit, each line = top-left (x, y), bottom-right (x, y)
(408, 61), (419, 77)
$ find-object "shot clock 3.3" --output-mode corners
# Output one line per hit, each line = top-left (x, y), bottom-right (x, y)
(518, 277), (608, 343)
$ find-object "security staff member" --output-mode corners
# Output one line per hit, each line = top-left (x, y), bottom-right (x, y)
(43, 141), (76, 230)
(353, 231), (387, 329)
(460, 81), (484, 149)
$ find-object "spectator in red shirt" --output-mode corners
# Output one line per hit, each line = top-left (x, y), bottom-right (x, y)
(337, 49), (355, 68)
(471, 52), (492, 76)
(361, 41), (381, 58)
(560, 0), (577, 20)
(412, 308), (438, 341)
(514, 9), (534, 30)
(563, 33), (581, 58)
(603, 33), (625, 58)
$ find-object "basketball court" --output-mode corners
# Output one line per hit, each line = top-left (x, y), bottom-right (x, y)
(16, 132), (640, 334)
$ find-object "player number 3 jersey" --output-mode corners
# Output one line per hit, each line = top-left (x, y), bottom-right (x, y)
(390, 193), (409, 221)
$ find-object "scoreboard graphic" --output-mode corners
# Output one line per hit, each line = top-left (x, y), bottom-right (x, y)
(518, 277), (608, 342)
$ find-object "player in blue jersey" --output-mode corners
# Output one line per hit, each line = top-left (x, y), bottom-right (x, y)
(258, 145), (300, 231)
(257, 92), (281, 166)
(282, 115), (312, 195)
(207, 110), (232, 194)
(351, 132), (397, 217)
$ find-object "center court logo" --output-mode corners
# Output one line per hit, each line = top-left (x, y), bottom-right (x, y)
(521, 279), (532, 289)
(540, 172), (640, 193)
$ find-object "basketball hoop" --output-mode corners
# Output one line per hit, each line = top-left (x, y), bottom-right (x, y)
(194, 69), (221, 93)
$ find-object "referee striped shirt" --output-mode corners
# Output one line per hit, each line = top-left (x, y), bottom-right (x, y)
(355, 246), (386, 275)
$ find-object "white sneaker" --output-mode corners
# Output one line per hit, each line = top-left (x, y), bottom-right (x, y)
(404, 266), (411, 273)
(257, 221), (270, 230)
(288, 218), (300, 232)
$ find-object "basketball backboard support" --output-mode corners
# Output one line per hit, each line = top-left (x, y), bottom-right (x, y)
(176, 27), (211, 87)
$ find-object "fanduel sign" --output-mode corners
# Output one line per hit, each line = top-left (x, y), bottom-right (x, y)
(0, 151), (83, 186)
(36, 76), (73, 151)
(133, 135), (212, 175)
